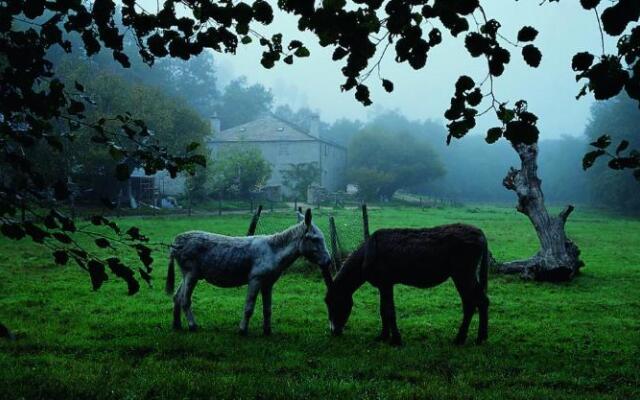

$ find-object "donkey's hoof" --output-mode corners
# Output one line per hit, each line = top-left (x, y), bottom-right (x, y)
(475, 336), (487, 345)
(188, 325), (198, 332)
(172, 323), (182, 331)
(263, 328), (272, 336)
(389, 337), (403, 347)
(453, 336), (467, 346)
(374, 334), (389, 342)
(238, 328), (248, 337)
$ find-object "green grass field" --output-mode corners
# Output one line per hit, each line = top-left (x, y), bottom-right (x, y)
(1, 206), (639, 399)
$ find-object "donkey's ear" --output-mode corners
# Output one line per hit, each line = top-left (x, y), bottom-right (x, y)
(296, 211), (304, 223)
(304, 208), (312, 228)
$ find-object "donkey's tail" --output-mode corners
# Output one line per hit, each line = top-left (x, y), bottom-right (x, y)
(165, 250), (176, 296)
(479, 234), (489, 293)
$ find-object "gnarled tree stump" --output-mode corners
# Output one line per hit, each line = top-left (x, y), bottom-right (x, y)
(496, 143), (584, 281)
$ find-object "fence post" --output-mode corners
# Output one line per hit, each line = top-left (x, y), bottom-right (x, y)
(294, 199), (297, 212)
(218, 192), (222, 216)
(328, 216), (341, 274)
(362, 203), (370, 241)
(247, 204), (263, 236)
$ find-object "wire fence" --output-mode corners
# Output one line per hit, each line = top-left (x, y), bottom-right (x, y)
(252, 205), (367, 273)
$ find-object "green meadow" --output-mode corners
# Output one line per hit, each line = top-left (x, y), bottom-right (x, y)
(0, 206), (638, 399)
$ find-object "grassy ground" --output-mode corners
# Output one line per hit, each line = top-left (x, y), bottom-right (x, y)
(0, 206), (638, 399)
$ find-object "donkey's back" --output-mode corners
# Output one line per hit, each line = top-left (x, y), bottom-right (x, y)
(363, 224), (487, 288)
(170, 231), (257, 287)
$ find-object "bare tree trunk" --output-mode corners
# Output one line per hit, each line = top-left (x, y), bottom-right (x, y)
(497, 143), (584, 281)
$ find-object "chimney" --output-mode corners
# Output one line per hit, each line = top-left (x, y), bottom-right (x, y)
(210, 113), (221, 136)
(309, 113), (320, 139)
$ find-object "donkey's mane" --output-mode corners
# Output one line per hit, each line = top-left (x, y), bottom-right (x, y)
(266, 223), (306, 247)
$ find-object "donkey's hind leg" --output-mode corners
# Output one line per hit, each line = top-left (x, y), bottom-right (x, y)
(181, 273), (199, 332)
(260, 285), (273, 336)
(476, 287), (489, 344)
(172, 281), (184, 330)
(452, 276), (477, 345)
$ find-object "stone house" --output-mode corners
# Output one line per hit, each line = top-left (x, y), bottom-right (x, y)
(207, 114), (347, 198)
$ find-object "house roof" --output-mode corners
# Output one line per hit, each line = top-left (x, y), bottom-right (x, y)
(208, 114), (346, 150)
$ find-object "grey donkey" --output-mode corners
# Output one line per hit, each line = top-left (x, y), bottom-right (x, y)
(166, 209), (332, 335)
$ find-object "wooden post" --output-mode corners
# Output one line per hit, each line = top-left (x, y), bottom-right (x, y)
(294, 199), (297, 211)
(187, 187), (192, 217)
(362, 203), (370, 241)
(328, 216), (341, 274)
(218, 192), (222, 216)
(247, 204), (263, 236)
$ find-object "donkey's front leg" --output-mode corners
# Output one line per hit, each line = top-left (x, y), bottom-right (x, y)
(380, 285), (402, 346)
(375, 288), (390, 342)
(239, 279), (261, 336)
(261, 285), (273, 336)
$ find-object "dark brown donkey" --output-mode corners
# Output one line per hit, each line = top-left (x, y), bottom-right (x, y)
(324, 224), (489, 346)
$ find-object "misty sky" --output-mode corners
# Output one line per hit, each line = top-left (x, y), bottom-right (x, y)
(143, 1), (612, 139)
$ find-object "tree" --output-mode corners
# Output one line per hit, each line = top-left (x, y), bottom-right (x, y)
(280, 162), (321, 200)
(324, 118), (364, 148)
(207, 146), (272, 198)
(217, 77), (273, 129)
(348, 128), (445, 201)
(50, 58), (210, 200)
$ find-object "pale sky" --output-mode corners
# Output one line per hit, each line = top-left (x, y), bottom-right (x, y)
(143, 1), (612, 138)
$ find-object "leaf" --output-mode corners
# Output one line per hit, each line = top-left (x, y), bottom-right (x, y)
(288, 40), (303, 50)
(382, 79), (394, 93)
(283, 55), (293, 64)
(580, 0), (601, 10)
(517, 26), (538, 42)
(241, 36), (252, 45)
(95, 238), (111, 248)
(186, 142), (200, 152)
(572, 52), (594, 71)
(616, 140), (629, 155)
(88, 260), (108, 291)
(113, 51), (131, 68)
(1, 223), (25, 240)
(590, 134), (612, 149)
(74, 81), (84, 92)
(485, 127), (503, 144)
(106, 257), (140, 295)
(53, 250), (69, 265)
(522, 45), (542, 68)
(583, 149), (606, 170)
(53, 232), (72, 244)
(294, 47), (310, 57)
(138, 268), (152, 285)
(91, 215), (106, 226)
(332, 47), (348, 61)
